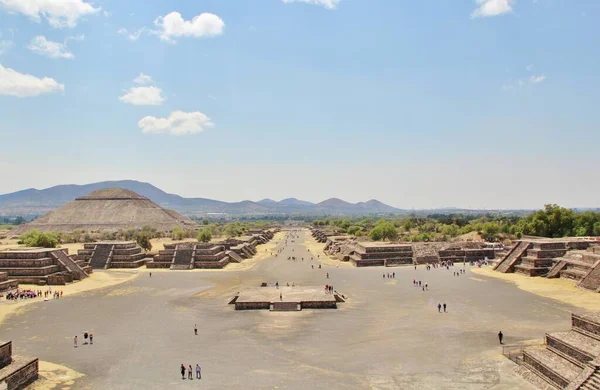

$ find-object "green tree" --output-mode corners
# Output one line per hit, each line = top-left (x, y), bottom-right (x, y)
(347, 226), (361, 235)
(197, 228), (212, 243)
(172, 226), (185, 241)
(369, 222), (398, 241)
(481, 222), (501, 241)
(19, 230), (59, 248)
(136, 232), (153, 251)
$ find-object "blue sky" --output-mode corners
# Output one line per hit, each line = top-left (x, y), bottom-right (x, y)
(0, 0), (599, 209)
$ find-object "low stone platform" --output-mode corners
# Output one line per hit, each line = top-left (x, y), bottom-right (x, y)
(0, 341), (38, 390)
(232, 287), (340, 311)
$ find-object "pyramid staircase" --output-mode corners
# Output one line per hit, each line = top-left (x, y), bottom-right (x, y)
(518, 312), (600, 389)
(171, 246), (193, 270)
(494, 241), (532, 273)
(89, 244), (114, 269)
(50, 249), (89, 280)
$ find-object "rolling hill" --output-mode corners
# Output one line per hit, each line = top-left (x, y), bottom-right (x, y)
(0, 180), (404, 217)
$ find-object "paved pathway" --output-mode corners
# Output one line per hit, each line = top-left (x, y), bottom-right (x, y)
(1, 229), (581, 389)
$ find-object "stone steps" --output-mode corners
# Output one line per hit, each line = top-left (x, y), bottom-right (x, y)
(522, 348), (580, 388)
(546, 331), (600, 363)
(561, 268), (588, 281)
(495, 241), (530, 273)
(580, 369), (600, 390)
(89, 245), (113, 269)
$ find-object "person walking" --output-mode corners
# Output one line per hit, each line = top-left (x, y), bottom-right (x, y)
(326, 273), (329, 279)
(194, 324), (198, 335)
(196, 364), (202, 379)
(149, 272), (152, 278)
(280, 292), (282, 301)
(90, 333), (93, 345)
(498, 331), (504, 344)
(181, 364), (186, 380)
(443, 303), (447, 313)
(188, 365), (193, 380)
(74, 335), (78, 348)
(437, 303), (442, 313)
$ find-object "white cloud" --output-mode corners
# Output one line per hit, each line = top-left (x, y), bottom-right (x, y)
(133, 73), (153, 85)
(503, 74), (546, 89)
(153, 12), (224, 42)
(117, 27), (148, 41)
(138, 111), (214, 135)
(529, 74), (545, 83)
(526, 64), (534, 71)
(0, 63), (64, 97)
(28, 35), (74, 59)
(119, 86), (164, 106)
(282, 0), (340, 9)
(471, 0), (514, 18)
(0, 0), (100, 28)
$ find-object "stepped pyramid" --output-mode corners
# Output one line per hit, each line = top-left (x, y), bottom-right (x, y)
(13, 188), (198, 233)
(516, 312), (600, 389)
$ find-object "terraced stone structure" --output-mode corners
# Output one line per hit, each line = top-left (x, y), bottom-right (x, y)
(148, 231), (275, 270)
(0, 272), (18, 292)
(494, 239), (600, 292)
(0, 341), (38, 390)
(150, 242), (250, 269)
(438, 247), (496, 264)
(516, 312), (600, 389)
(76, 241), (149, 269)
(349, 243), (414, 267)
(311, 228), (340, 243)
(0, 248), (90, 285)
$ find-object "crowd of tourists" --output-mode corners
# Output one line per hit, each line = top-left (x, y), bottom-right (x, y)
(2, 288), (63, 300)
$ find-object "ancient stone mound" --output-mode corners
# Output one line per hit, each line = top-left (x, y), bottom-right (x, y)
(13, 188), (198, 234)
(0, 340), (39, 389)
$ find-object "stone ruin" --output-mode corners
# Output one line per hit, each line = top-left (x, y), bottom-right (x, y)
(0, 340), (38, 389)
(0, 272), (18, 292)
(311, 228), (341, 243)
(350, 243), (414, 267)
(148, 230), (275, 270)
(0, 248), (90, 285)
(76, 241), (150, 269)
(515, 312), (600, 389)
(494, 238), (600, 292)
(323, 235), (496, 267)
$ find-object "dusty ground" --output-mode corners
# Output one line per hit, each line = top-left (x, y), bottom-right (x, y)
(471, 266), (600, 311)
(0, 270), (140, 325)
(1, 229), (591, 390)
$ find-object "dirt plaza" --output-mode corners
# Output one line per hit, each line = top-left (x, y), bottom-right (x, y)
(0, 229), (587, 389)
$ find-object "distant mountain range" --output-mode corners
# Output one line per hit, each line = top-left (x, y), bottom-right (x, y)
(0, 180), (406, 217)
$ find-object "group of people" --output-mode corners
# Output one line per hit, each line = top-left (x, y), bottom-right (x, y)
(324, 284), (335, 294)
(453, 269), (466, 276)
(73, 332), (93, 347)
(412, 280), (428, 291)
(2, 288), (63, 300)
(383, 272), (396, 279)
(180, 364), (202, 380)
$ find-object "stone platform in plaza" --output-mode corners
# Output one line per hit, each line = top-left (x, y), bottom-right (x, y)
(232, 286), (340, 311)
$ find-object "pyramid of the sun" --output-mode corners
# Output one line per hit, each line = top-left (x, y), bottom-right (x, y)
(13, 188), (198, 233)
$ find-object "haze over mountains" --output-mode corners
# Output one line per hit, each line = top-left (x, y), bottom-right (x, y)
(0, 180), (406, 217)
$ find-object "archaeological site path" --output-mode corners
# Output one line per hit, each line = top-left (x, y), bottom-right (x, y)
(0, 229), (584, 389)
